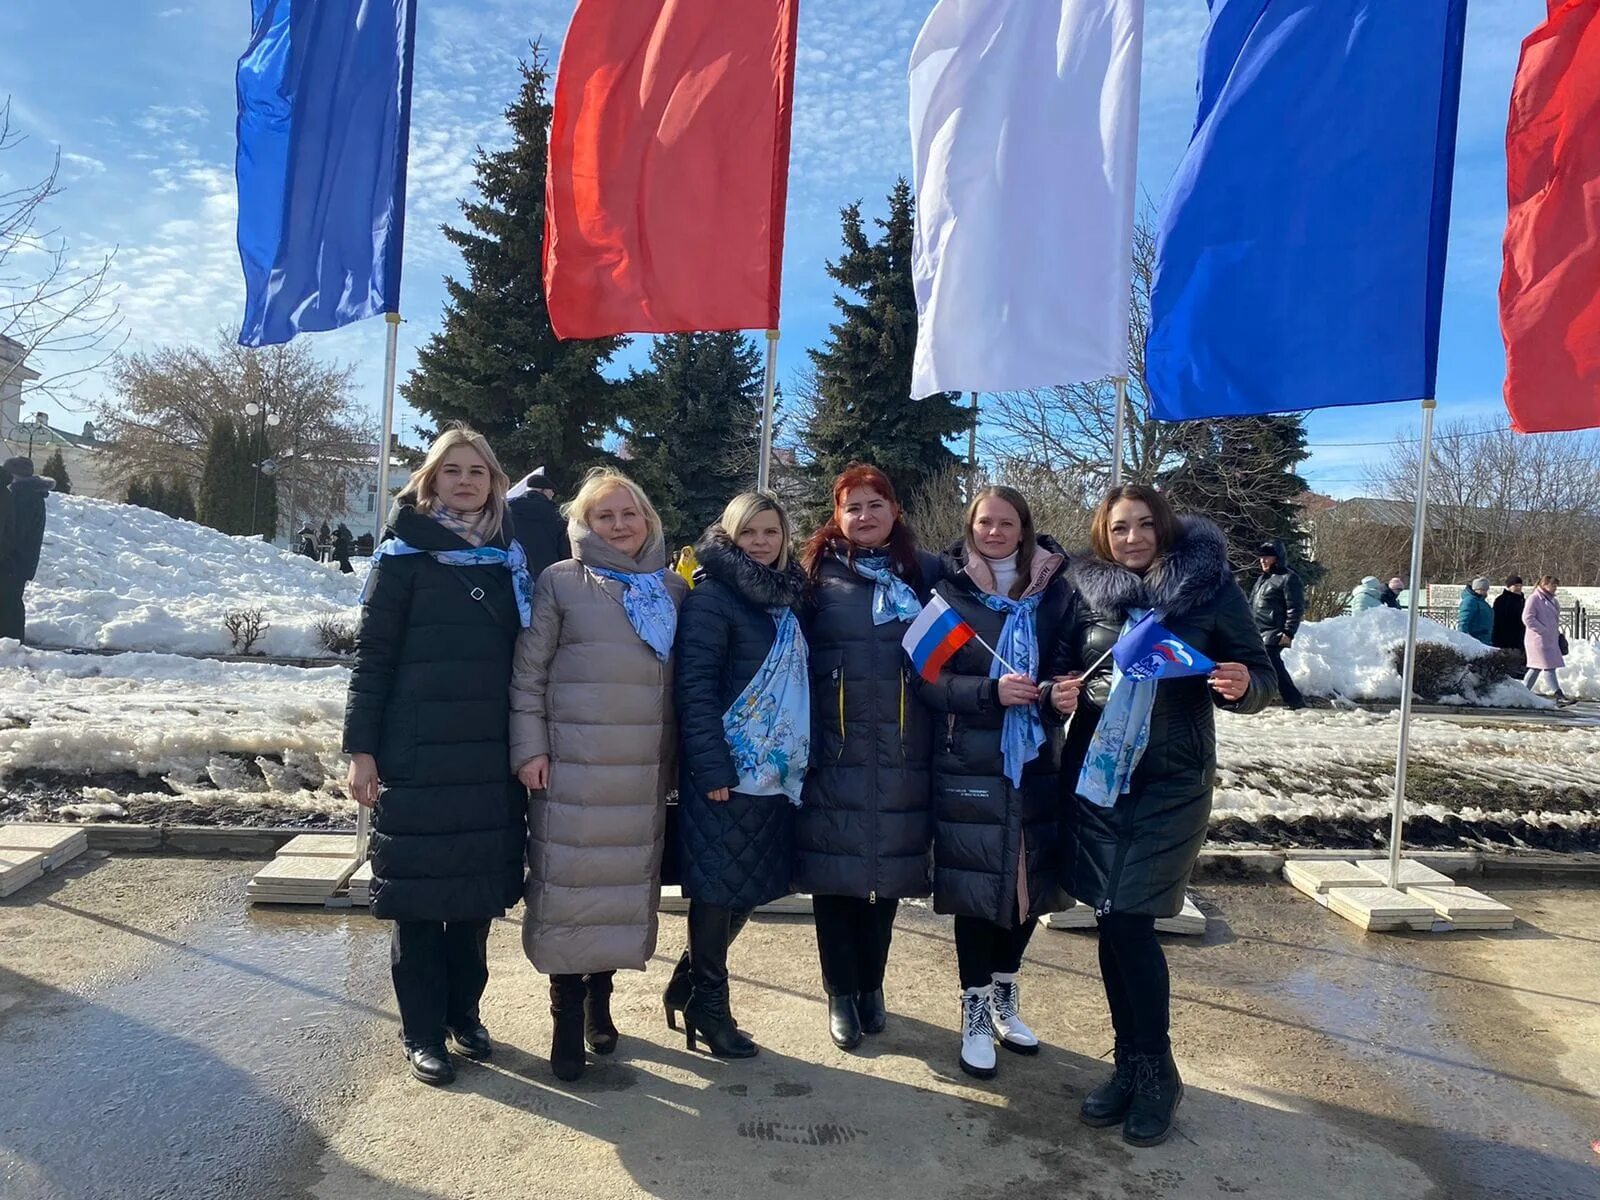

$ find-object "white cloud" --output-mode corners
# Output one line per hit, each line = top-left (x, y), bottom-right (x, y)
(59, 151), (107, 177)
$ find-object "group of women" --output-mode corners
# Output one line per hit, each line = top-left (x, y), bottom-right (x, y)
(344, 426), (1277, 1150)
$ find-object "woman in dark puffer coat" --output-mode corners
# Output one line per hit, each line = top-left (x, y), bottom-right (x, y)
(795, 464), (941, 1051)
(1053, 485), (1275, 1148)
(914, 486), (1077, 1081)
(343, 426), (530, 1088)
(667, 493), (809, 1059)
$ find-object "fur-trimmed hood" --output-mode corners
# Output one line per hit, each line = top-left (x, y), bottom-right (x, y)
(1067, 516), (1233, 620)
(942, 534), (1068, 601)
(694, 527), (807, 609)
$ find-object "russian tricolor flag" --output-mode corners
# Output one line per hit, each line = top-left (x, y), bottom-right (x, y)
(902, 594), (975, 683)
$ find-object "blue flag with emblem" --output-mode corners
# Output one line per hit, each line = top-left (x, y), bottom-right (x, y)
(1110, 612), (1215, 682)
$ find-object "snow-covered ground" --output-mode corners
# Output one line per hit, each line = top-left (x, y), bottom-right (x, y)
(29, 494), (363, 658)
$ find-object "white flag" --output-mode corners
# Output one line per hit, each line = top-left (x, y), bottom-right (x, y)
(909, 0), (1144, 400)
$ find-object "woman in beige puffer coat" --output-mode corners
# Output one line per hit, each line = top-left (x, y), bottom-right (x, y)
(510, 469), (687, 1082)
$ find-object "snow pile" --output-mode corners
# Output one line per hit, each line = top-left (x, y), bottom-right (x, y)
(1561, 636), (1600, 700)
(29, 493), (364, 657)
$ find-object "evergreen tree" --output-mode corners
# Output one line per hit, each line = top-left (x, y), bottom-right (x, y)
(801, 179), (972, 516)
(166, 477), (197, 522)
(199, 418), (244, 533)
(40, 449), (71, 495)
(126, 477), (149, 508)
(147, 476), (169, 515)
(240, 422), (279, 539)
(625, 332), (763, 545)
(402, 49), (626, 491)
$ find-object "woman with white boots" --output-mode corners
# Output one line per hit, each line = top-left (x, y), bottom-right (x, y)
(913, 487), (1078, 1079)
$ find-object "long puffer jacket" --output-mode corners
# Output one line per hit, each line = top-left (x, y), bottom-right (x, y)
(793, 543), (943, 901)
(914, 538), (1074, 925)
(342, 503), (526, 922)
(510, 523), (688, 975)
(673, 529), (808, 911)
(1347, 576), (1385, 614)
(1057, 518), (1277, 918)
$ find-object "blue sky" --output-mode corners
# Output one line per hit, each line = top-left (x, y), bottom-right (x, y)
(0, 0), (1547, 497)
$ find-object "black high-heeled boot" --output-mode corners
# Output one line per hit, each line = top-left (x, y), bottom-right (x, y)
(682, 901), (757, 1058)
(665, 910), (750, 1031)
(548, 974), (588, 1082)
(583, 971), (619, 1054)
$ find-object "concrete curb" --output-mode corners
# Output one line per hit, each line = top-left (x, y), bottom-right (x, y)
(48, 823), (1600, 882)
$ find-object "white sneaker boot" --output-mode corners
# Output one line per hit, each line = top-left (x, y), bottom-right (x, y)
(959, 985), (997, 1079)
(990, 972), (1040, 1055)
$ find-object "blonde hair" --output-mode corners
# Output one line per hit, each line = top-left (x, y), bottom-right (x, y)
(718, 491), (793, 570)
(400, 425), (509, 539)
(564, 468), (663, 548)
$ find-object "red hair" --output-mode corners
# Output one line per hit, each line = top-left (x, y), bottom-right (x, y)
(802, 464), (924, 587)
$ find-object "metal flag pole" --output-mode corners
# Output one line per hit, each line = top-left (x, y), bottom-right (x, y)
(967, 391), (979, 502)
(1110, 375), (1129, 487)
(1388, 397), (1437, 890)
(757, 329), (780, 492)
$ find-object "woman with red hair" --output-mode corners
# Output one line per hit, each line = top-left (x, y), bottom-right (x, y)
(795, 464), (942, 1050)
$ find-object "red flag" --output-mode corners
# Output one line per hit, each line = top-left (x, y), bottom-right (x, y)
(1500, 1), (1600, 434)
(544, 0), (799, 340)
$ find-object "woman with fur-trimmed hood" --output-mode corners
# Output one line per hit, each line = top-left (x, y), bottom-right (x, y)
(1052, 485), (1275, 1149)
(664, 493), (810, 1060)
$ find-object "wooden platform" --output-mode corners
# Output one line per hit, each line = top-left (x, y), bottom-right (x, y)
(1283, 858), (1516, 934)
(0, 824), (87, 872)
(1326, 885), (1437, 932)
(1042, 895), (1207, 936)
(1354, 859), (1454, 890)
(1405, 885), (1515, 929)
(247, 853), (357, 906)
(0, 849), (46, 898)
(1284, 859), (1386, 897)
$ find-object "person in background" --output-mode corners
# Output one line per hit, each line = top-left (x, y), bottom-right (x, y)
(507, 466), (572, 582)
(1380, 577), (1404, 609)
(343, 426), (531, 1087)
(1249, 539), (1306, 710)
(1457, 577), (1493, 645)
(1522, 575), (1573, 706)
(332, 523), (356, 574)
(1492, 576), (1526, 656)
(0, 457), (54, 643)
(296, 525), (318, 559)
(1347, 576), (1386, 615)
(674, 545), (699, 589)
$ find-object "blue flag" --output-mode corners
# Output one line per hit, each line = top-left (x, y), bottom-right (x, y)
(1146, 0), (1468, 420)
(235, 0), (418, 347)
(1111, 613), (1215, 682)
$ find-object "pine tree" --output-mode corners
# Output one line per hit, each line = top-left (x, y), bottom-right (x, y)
(801, 179), (972, 516)
(167, 477), (197, 522)
(402, 49), (626, 492)
(40, 449), (71, 495)
(147, 476), (169, 515)
(126, 478), (149, 509)
(625, 332), (764, 545)
(199, 418), (243, 533)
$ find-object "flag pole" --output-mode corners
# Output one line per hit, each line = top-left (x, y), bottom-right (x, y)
(967, 391), (979, 502)
(1388, 397), (1436, 890)
(757, 329), (780, 492)
(1110, 375), (1128, 487)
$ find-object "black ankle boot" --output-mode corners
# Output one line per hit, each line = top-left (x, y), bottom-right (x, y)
(1122, 1050), (1184, 1147)
(828, 994), (863, 1050)
(549, 975), (588, 1082)
(584, 972), (619, 1055)
(856, 987), (887, 1035)
(1079, 1044), (1134, 1127)
(662, 951), (692, 1031)
(404, 1042), (455, 1086)
(447, 1023), (493, 1061)
(684, 902), (757, 1058)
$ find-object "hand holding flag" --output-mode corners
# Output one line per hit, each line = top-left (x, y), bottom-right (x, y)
(1110, 612), (1215, 681)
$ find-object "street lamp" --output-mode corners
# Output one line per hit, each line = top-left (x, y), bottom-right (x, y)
(243, 401), (282, 538)
(24, 411), (46, 458)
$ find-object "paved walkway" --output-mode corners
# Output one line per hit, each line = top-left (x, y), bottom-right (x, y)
(2, 856), (1597, 1200)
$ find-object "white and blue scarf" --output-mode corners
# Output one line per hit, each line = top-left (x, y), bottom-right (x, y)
(723, 608), (811, 804)
(1076, 610), (1158, 808)
(842, 551), (922, 625)
(977, 590), (1045, 788)
(591, 567), (678, 661)
(362, 537), (534, 627)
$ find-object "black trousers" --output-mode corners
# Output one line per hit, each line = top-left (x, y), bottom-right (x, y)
(954, 915), (1038, 990)
(1265, 641), (1305, 709)
(390, 919), (491, 1047)
(0, 578), (26, 642)
(812, 895), (898, 996)
(1096, 913), (1170, 1057)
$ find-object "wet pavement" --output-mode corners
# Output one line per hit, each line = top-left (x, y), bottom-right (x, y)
(2, 855), (1597, 1200)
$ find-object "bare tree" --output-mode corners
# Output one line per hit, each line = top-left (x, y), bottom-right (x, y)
(0, 99), (124, 405)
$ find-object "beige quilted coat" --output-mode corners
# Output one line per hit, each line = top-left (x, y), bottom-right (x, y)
(510, 522), (687, 976)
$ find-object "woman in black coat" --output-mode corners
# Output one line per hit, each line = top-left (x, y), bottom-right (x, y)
(343, 427), (529, 1088)
(913, 486), (1077, 1081)
(795, 464), (941, 1051)
(667, 493), (809, 1059)
(1052, 485), (1275, 1147)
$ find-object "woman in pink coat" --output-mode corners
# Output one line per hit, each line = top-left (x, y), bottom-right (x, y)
(1522, 575), (1573, 705)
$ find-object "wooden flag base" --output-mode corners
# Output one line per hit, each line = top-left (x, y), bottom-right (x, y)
(1042, 895), (1207, 937)
(1283, 858), (1514, 933)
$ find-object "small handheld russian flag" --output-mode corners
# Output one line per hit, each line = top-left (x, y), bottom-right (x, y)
(902, 594), (976, 683)
(1112, 612), (1215, 681)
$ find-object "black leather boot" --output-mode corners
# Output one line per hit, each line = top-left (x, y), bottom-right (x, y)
(548, 974), (588, 1082)
(662, 951), (692, 1031)
(683, 902), (757, 1058)
(1122, 1050), (1184, 1147)
(446, 1023), (493, 1061)
(856, 987), (887, 1035)
(828, 994), (863, 1050)
(583, 971), (619, 1055)
(1079, 1044), (1135, 1127)
(404, 1042), (455, 1086)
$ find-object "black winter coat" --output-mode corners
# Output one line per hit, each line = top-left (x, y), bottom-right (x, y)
(1492, 590), (1526, 652)
(1249, 542), (1304, 640)
(794, 544), (942, 901)
(1057, 519), (1276, 917)
(507, 490), (572, 582)
(914, 539), (1074, 925)
(673, 530), (808, 911)
(342, 503), (526, 922)
(4, 475), (51, 583)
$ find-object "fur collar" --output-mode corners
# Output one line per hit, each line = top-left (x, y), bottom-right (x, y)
(696, 528), (807, 609)
(1067, 517), (1233, 619)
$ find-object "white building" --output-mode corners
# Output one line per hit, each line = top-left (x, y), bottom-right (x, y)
(275, 441), (411, 549)
(0, 335), (117, 498)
